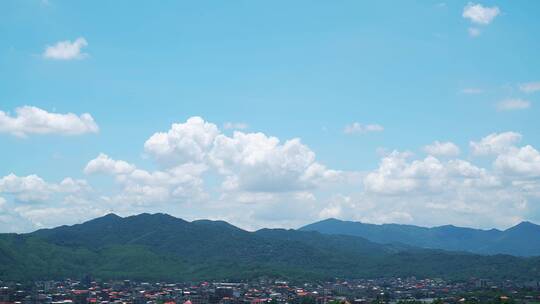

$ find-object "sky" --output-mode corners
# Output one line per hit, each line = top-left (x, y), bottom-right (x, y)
(1, 0), (539, 232)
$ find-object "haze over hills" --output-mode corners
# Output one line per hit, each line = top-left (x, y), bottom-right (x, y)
(1, 213), (540, 282)
(299, 218), (540, 257)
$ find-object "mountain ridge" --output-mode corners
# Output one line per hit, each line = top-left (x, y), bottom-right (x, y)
(2, 213), (540, 282)
(299, 218), (540, 256)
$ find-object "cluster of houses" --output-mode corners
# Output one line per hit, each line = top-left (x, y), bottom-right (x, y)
(1, 277), (539, 304)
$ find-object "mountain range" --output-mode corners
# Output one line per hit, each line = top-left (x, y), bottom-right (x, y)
(1, 213), (540, 282)
(300, 218), (540, 257)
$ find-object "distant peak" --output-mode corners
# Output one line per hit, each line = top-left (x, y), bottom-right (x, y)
(506, 220), (540, 232)
(322, 218), (342, 222)
(515, 221), (538, 228)
(436, 224), (458, 230)
(130, 212), (178, 219)
(90, 213), (122, 222)
(76, 212), (122, 226)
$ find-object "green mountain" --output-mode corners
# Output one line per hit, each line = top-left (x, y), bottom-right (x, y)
(299, 218), (540, 256)
(1, 213), (540, 282)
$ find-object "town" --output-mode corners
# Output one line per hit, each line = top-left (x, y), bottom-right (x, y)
(2, 277), (540, 304)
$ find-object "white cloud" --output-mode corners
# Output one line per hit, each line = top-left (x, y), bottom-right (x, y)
(0, 174), (54, 202)
(0, 106), (98, 137)
(344, 122), (384, 134)
(319, 203), (344, 219)
(84, 153), (136, 175)
(58, 178), (91, 193)
(223, 122), (248, 130)
(496, 99), (531, 111)
(470, 132), (522, 155)
(143, 116), (342, 193)
(43, 37), (88, 60)
(495, 145), (540, 177)
(519, 82), (540, 93)
(323, 186), (528, 229)
(462, 3), (500, 25)
(121, 163), (208, 203)
(423, 141), (461, 157)
(351, 139), (540, 228)
(144, 116), (219, 166)
(0, 174), (89, 203)
(85, 153), (207, 205)
(210, 131), (341, 192)
(14, 205), (106, 229)
(363, 152), (498, 195)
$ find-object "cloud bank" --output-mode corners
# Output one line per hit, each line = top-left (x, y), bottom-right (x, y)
(2, 117), (539, 233)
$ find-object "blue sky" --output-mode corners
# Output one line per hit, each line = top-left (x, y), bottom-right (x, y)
(1, 0), (539, 232)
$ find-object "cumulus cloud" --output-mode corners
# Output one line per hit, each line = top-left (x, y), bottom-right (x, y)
(144, 116), (219, 166)
(84, 153), (136, 175)
(519, 82), (540, 93)
(85, 153), (207, 205)
(58, 178), (91, 194)
(0, 106), (98, 137)
(0, 174), (89, 203)
(423, 141), (460, 157)
(350, 137), (540, 228)
(344, 122), (384, 134)
(13, 205), (106, 229)
(210, 132), (341, 192)
(0, 174), (49, 202)
(496, 99), (531, 111)
(120, 163), (208, 204)
(318, 182), (529, 229)
(363, 152), (498, 195)
(495, 145), (540, 177)
(142, 117), (342, 193)
(43, 37), (88, 60)
(317, 194), (416, 226)
(462, 3), (500, 25)
(470, 132), (522, 155)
